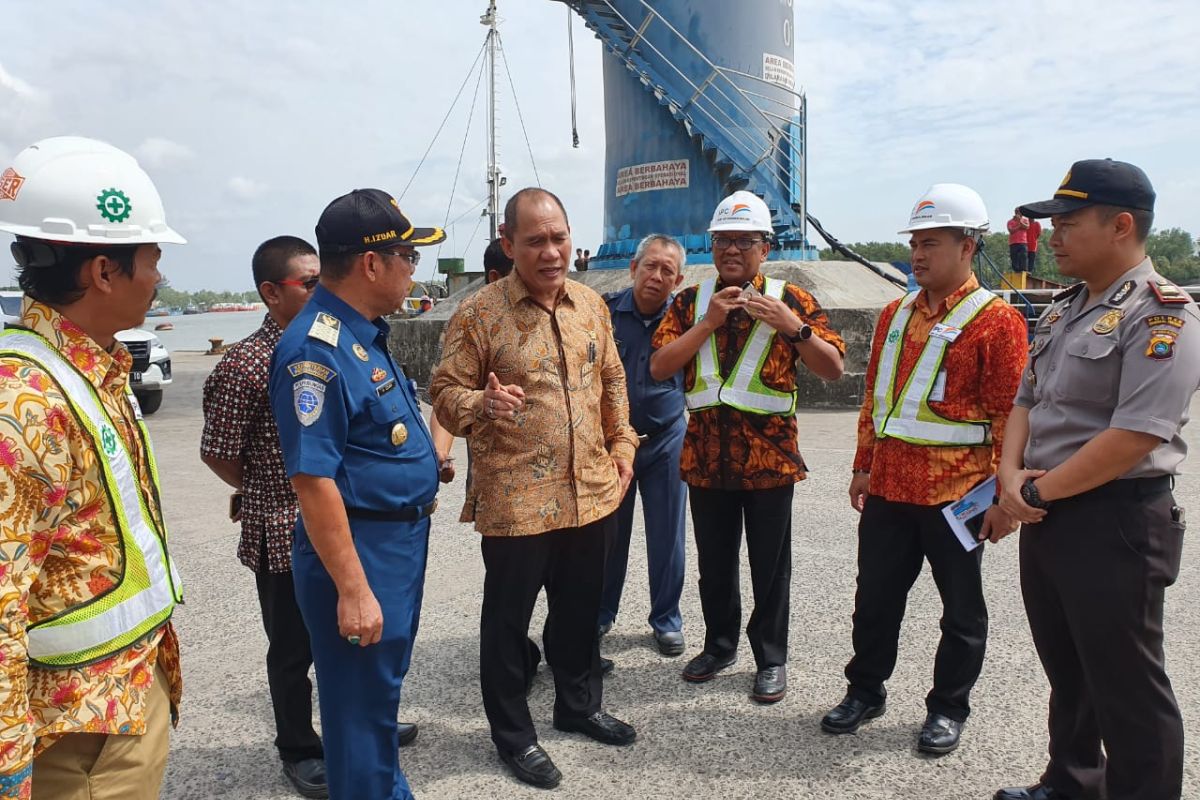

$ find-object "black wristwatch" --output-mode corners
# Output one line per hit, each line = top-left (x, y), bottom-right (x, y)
(1020, 478), (1051, 510)
(786, 324), (813, 344)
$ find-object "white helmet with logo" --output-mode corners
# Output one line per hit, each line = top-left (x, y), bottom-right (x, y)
(708, 190), (774, 234)
(0, 136), (185, 245)
(899, 183), (989, 235)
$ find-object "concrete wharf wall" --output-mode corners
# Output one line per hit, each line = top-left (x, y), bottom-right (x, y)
(387, 260), (906, 410)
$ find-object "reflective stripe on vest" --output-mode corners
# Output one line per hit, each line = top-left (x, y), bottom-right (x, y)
(872, 287), (996, 446)
(0, 329), (182, 667)
(685, 278), (797, 416)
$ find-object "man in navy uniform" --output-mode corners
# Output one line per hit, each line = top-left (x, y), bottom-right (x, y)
(269, 189), (444, 800)
(599, 234), (688, 656)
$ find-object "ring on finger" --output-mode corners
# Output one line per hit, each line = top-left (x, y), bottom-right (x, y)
(347, 634), (361, 645)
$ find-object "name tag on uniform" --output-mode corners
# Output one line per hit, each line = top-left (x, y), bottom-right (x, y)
(929, 369), (947, 402)
(930, 323), (962, 343)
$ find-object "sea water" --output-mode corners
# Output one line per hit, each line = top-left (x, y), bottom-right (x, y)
(135, 310), (265, 352)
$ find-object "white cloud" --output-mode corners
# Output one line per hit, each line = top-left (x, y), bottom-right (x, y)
(136, 137), (195, 169)
(0, 62), (39, 99)
(227, 176), (268, 200)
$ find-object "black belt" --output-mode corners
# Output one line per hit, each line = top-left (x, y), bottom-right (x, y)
(1079, 475), (1173, 501)
(346, 499), (438, 522)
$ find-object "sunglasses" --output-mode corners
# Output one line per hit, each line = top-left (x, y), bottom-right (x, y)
(276, 277), (320, 291)
(378, 249), (421, 266)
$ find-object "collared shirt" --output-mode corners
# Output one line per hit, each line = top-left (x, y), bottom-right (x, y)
(270, 285), (439, 511)
(1007, 217), (1029, 245)
(0, 298), (183, 798)
(651, 272), (845, 491)
(605, 287), (684, 436)
(1017, 257), (1200, 476)
(201, 314), (299, 573)
(1027, 219), (1042, 252)
(431, 273), (638, 536)
(853, 275), (1029, 505)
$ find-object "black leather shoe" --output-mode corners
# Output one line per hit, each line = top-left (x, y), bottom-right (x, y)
(600, 656), (614, 675)
(281, 758), (328, 799)
(499, 743), (562, 789)
(993, 784), (1073, 800)
(820, 693), (886, 734)
(654, 630), (685, 657)
(398, 722), (418, 748)
(553, 710), (636, 745)
(682, 651), (737, 683)
(916, 712), (962, 754)
(751, 664), (787, 703)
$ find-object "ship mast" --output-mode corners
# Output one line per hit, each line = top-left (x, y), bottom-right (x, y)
(481, 1), (500, 241)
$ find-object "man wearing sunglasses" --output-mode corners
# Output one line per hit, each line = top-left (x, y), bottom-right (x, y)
(203, 236), (344, 797)
(650, 191), (844, 706)
(268, 190), (445, 800)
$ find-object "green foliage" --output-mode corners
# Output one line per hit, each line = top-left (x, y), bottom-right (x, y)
(824, 226), (1200, 285)
(155, 286), (260, 309)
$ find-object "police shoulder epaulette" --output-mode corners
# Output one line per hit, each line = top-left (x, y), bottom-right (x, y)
(1052, 282), (1086, 303)
(1148, 277), (1191, 305)
(307, 312), (341, 347)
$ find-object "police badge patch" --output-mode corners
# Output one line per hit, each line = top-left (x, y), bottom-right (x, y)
(293, 378), (326, 426)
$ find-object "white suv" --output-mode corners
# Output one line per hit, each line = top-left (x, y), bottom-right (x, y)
(1, 290), (171, 414)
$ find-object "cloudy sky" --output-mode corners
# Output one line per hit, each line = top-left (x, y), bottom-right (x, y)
(3, 0), (1198, 291)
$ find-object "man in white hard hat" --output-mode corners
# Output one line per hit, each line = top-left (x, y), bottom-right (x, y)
(0, 136), (185, 799)
(820, 184), (1028, 755)
(650, 190), (844, 705)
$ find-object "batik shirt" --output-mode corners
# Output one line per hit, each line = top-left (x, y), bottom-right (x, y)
(0, 298), (183, 799)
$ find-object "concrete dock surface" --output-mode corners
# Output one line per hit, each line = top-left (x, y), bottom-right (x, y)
(155, 353), (1199, 799)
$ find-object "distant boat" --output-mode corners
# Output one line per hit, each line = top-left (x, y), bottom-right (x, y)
(154, 322), (174, 331)
(146, 308), (170, 317)
(183, 305), (202, 315)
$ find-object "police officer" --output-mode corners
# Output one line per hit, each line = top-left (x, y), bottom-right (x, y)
(269, 189), (444, 800)
(995, 160), (1200, 800)
(599, 233), (688, 656)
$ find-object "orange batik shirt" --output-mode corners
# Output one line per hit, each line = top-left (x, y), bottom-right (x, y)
(0, 299), (182, 799)
(652, 272), (845, 491)
(854, 275), (1029, 505)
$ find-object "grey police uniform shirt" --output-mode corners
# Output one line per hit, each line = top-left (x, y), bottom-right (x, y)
(1017, 257), (1200, 477)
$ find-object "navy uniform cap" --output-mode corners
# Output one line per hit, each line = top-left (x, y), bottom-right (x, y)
(1020, 159), (1155, 219)
(316, 188), (446, 254)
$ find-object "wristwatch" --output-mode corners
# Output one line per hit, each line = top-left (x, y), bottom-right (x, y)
(1020, 478), (1051, 510)
(785, 324), (813, 344)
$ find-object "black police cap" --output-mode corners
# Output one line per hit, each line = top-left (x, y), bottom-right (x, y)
(316, 188), (445, 254)
(1020, 159), (1155, 219)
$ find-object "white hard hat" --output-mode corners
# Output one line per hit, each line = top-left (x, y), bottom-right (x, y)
(0, 136), (185, 245)
(708, 190), (773, 234)
(899, 183), (989, 235)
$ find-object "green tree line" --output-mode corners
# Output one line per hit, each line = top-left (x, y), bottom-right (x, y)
(820, 227), (1200, 284)
(154, 286), (261, 309)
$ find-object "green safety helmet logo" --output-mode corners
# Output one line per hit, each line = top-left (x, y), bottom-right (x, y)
(96, 188), (133, 223)
(100, 424), (119, 456)
(886, 329), (901, 344)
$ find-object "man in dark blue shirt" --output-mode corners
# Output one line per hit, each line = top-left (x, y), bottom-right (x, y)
(269, 188), (444, 800)
(601, 234), (689, 656)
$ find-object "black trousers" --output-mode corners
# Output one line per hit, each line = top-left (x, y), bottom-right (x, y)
(255, 564), (324, 763)
(843, 496), (988, 721)
(479, 513), (614, 754)
(690, 484), (793, 669)
(1020, 481), (1184, 800)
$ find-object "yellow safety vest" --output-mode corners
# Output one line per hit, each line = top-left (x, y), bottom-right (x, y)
(685, 277), (797, 416)
(0, 328), (182, 667)
(871, 287), (996, 446)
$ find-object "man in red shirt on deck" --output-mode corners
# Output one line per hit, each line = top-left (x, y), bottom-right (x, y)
(1025, 217), (1043, 272)
(820, 184), (1028, 755)
(1008, 208), (1031, 272)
